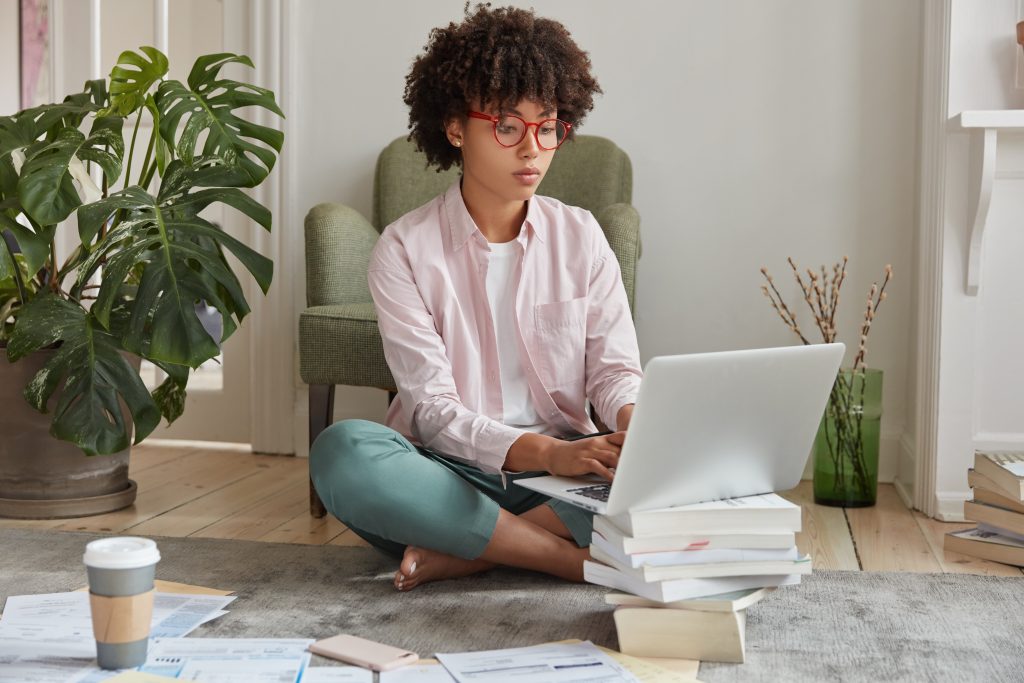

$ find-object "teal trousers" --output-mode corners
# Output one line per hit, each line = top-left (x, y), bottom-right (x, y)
(308, 419), (594, 560)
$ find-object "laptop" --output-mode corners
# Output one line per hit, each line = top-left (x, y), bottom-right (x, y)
(515, 343), (845, 516)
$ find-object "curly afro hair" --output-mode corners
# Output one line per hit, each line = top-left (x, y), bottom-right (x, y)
(404, 3), (602, 171)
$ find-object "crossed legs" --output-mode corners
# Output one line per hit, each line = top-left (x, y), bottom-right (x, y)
(309, 419), (591, 592)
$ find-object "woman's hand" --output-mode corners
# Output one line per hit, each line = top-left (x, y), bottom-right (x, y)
(542, 432), (626, 481)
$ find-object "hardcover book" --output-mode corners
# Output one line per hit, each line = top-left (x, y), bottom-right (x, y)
(973, 452), (1024, 501)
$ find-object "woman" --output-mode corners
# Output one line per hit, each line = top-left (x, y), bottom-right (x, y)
(310, 4), (642, 592)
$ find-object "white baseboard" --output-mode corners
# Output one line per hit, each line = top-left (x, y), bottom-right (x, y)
(934, 491), (969, 522)
(893, 477), (915, 510)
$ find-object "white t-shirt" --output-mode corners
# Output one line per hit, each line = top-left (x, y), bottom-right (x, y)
(485, 240), (554, 434)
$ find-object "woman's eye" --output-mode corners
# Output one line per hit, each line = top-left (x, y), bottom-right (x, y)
(539, 126), (555, 135)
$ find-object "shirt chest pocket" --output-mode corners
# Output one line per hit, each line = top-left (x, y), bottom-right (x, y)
(532, 297), (588, 387)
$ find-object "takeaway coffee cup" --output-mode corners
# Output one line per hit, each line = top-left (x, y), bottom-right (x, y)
(83, 537), (161, 669)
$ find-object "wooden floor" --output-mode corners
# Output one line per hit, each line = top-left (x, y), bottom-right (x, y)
(2, 444), (1022, 577)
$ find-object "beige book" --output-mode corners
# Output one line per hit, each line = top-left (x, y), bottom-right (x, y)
(605, 587), (770, 613)
(613, 606), (746, 663)
(971, 481), (1024, 515)
(973, 452), (1024, 501)
(944, 528), (1024, 567)
(963, 500), (1024, 536)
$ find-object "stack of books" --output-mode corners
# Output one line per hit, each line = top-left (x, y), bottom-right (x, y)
(944, 451), (1024, 567)
(584, 493), (810, 662)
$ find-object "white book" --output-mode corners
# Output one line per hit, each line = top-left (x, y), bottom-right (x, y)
(584, 559), (802, 603)
(607, 493), (801, 538)
(593, 515), (796, 554)
(591, 531), (798, 568)
(590, 545), (812, 582)
(944, 527), (1024, 567)
(604, 587), (771, 613)
(613, 607), (747, 663)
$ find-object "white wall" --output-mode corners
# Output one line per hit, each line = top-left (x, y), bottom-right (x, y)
(290, 0), (923, 473)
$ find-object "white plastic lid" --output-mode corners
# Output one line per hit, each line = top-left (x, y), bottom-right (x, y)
(83, 537), (160, 569)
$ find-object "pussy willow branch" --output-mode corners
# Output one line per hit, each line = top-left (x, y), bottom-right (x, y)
(760, 268), (811, 345)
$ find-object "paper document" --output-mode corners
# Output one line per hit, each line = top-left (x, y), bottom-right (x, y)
(102, 673), (180, 682)
(436, 641), (640, 683)
(0, 638), (96, 683)
(2, 591), (235, 638)
(379, 664), (455, 682)
(551, 640), (699, 683)
(300, 667), (375, 682)
(139, 638), (313, 682)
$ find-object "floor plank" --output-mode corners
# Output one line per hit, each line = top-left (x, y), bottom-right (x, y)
(125, 455), (302, 537)
(192, 480), (310, 542)
(258, 509), (350, 545)
(846, 485), (942, 572)
(913, 512), (1024, 577)
(53, 451), (276, 534)
(779, 481), (860, 571)
(129, 444), (201, 474)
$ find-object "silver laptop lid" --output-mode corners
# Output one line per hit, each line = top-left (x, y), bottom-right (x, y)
(604, 343), (845, 516)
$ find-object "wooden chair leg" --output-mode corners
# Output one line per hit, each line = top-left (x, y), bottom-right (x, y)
(308, 384), (335, 519)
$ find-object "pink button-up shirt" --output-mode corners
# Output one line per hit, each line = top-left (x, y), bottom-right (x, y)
(367, 182), (643, 475)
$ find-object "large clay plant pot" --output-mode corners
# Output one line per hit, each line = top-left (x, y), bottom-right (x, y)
(0, 350), (138, 518)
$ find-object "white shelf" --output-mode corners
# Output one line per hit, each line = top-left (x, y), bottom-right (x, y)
(955, 109), (1024, 129)
(952, 111), (1024, 295)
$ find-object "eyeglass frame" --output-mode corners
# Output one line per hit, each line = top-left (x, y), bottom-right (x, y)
(466, 110), (572, 150)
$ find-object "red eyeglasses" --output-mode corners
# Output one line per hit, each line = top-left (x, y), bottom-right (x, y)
(467, 111), (571, 150)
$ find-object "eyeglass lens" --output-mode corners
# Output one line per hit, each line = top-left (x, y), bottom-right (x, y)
(495, 116), (568, 149)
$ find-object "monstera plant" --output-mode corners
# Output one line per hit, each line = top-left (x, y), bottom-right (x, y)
(0, 47), (283, 458)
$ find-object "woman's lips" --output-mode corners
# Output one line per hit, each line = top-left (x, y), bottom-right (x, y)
(513, 169), (541, 185)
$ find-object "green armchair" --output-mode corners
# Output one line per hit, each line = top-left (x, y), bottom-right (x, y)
(300, 134), (641, 517)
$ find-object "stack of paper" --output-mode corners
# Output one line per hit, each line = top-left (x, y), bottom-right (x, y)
(584, 492), (809, 661)
(0, 589), (236, 682)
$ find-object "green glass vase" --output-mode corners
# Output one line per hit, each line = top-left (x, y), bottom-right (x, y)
(812, 369), (883, 507)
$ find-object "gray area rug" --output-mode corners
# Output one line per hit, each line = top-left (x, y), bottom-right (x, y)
(2, 528), (1023, 682)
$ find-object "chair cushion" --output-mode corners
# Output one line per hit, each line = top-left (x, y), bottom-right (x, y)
(299, 304), (395, 389)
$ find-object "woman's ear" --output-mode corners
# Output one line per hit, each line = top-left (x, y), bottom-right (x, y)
(444, 118), (464, 148)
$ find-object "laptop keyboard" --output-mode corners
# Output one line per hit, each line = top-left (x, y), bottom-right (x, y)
(567, 483), (611, 502)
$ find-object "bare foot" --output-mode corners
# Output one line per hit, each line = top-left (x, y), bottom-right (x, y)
(394, 546), (495, 591)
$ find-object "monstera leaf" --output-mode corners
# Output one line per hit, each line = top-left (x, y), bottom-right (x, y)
(6, 294), (161, 455)
(105, 47), (169, 117)
(155, 53), (284, 187)
(76, 180), (272, 368)
(0, 203), (54, 276)
(17, 114), (125, 226)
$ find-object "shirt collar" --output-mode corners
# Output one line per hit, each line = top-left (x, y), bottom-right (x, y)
(443, 180), (546, 251)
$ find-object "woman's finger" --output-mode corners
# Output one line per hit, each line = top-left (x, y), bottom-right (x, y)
(585, 458), (615, 481)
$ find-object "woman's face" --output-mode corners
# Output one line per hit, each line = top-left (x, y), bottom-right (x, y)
(448, 99), (559, 205)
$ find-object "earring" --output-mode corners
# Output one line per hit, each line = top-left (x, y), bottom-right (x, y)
(453, 139), (462, 147)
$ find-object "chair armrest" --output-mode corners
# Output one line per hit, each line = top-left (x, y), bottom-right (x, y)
(304, 203), (379, 306)
(594, 203), (641, 317)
